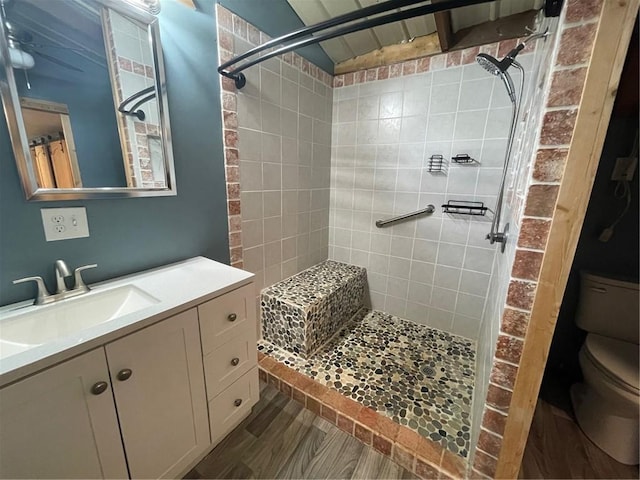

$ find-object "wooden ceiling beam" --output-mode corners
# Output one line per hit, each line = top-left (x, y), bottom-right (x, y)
(432, 0), (455, 52)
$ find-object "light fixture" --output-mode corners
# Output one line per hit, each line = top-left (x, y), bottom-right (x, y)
(121, 0), (160, 15)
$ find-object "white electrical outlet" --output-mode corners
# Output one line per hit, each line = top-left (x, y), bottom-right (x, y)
(41, 207), (90, 242)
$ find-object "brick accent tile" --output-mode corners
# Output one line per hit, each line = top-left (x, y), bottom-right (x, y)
(260, 354), (277, 371)
(396, 426), (420, 451)
(267, 373), (279, 389)
(540, 110), (577, 146)
(279, 381), (292, 397)
(445, 51), (461, 68)
(501, 308), (530, 338)
(224, 129), (238, 148)
(489, 360), (518, 390)
(354, 70), (366, 83)
(496, 334), (524, 364)
(533, 148), (568, 182)
(373, 434), (392, 456)
(366, 68), (377, 82)
(291, 387), (305, 406)
(440, 449), (466, 479)
(307, 397), (321, 416)
(477, 429), (502, 458)
(512, 250), (543, 281)
(473, 450), (498, 478)
(344, 72), (354, 86)
(324, 389), (363, 419)
(226, 182), (240, 200)
(556, 23), (598, 67)
(228, 215), (241, 234)
(228, 200), (241, 216)
(218, 29), (233, 51)
(216, 6), (233, 30)
(305, 379), (329, 401)
(415, 458), (440, 479)
(507, 280), (537, 310)
(390, 63), (402, 78)
(461, 46), (480, 65)
(518, 218), (551, 250)
(321, 404), (337, 424)
(337, 414), (354, 435)
(498, 39), (518, 58)
(226, 166), (239, 182)
(482, 408), (508, 436)
(547, 68), (587, 107)
(376, 414), (400, 441)
(222, 76), (236, 92)
(378, 65), (390, 79)
(393, 445), (416, 472)
(357, 407), (379, 430)
(524, 185), (559, 218)
(416, 57), (430, 72)
(333, 75), (344, 88)
(229, 231), (242, 247)
(479, 43), (498, 57)
(415, 436), (444, 467)
(354, 423), (373, 445)
(402, 60), (417, 76)
(565, 0), (603, 22)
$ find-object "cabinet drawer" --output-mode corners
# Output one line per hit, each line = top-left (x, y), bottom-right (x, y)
(203, 329), (257, 399)
(199, 283), (255, 352)
(209, 367), (259, 447)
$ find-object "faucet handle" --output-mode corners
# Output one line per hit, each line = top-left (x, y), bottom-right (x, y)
(13, 276), (52, 305)
(73, 264), (97, 292)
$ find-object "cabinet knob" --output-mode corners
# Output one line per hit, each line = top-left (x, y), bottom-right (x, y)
(234, 398), (242, 407)
(231, 357), (240, 366)
(227, 313), (237, 322)
(91, 381), (108, 395)
(117, 368), (133, 381)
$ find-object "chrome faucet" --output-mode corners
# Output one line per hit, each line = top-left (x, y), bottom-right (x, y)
(13, 261), (97, 305)
(54, 259), (72, 293)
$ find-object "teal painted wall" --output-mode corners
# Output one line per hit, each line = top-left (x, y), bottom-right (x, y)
(0, 1), (230, 305)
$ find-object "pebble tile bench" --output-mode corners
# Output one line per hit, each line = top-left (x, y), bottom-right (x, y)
(261, 260), (367, 358)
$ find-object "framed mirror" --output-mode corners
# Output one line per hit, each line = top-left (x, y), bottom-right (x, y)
(0, 0), (176, 200)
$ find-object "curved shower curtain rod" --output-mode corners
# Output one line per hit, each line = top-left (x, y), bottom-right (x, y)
(218, 0), (564, 89)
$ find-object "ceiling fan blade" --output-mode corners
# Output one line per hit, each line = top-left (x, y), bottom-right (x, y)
(32, 50), (84, 72)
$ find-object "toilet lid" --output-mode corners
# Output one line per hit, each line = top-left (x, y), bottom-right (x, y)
(585, 334), (639, 391)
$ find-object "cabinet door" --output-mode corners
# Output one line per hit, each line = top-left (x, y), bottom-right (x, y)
(0, 349), (128, 479)
(106, 309), (209, 479)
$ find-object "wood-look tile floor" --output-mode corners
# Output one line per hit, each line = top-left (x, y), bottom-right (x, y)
(186, 384), (417, 479)
(519, 398), (640, 479)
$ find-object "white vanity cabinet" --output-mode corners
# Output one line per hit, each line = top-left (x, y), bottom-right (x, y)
(0, 257), (259, 480)
(0, 348), (129, 479)
(0, 308), (209, 479)
(198, 282), (259, 446)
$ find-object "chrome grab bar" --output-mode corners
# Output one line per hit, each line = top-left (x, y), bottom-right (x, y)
(375, 205), (435, 228)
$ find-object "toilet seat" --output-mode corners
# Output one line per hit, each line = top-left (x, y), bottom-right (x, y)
(583, 334), (639, 395)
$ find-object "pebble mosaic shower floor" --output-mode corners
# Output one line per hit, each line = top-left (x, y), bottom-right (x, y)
(258, 308), (477, 458)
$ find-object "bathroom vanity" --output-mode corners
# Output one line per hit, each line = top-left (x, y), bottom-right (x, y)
(0, 257), (257, 479)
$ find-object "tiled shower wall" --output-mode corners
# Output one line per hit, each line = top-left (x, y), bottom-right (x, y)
(216, 6), (333, 291)
(329, 49), (533, 341)
(471, 14), (560, 458)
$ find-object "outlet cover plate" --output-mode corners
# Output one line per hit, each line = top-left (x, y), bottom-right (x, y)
(41, 207), (90, 242)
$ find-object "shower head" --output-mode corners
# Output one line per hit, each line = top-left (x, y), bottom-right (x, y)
(475, 28), (550, 75)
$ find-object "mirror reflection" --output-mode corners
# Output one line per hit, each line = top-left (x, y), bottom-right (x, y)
(1, 0), (175, 199)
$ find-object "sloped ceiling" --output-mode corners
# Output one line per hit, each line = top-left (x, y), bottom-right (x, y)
(286, 0), (543, 64)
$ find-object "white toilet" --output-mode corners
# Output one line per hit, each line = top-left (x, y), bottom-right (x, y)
(570, 271), (639, 465)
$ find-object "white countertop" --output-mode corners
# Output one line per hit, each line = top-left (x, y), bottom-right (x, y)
(0, 257), (254, 387)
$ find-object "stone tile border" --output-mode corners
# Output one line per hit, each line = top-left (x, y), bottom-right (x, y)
(257, 352), (468, 479)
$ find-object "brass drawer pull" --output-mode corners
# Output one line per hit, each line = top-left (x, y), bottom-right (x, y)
(231, 357), (240, 366)
(234, 398), (242, 407)
(227, 313), (237, 322)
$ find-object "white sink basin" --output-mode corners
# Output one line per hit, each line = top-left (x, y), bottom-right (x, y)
(0, 285), (159, 357)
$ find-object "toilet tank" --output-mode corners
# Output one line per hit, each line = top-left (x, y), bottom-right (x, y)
(576, 272), (639, 343)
